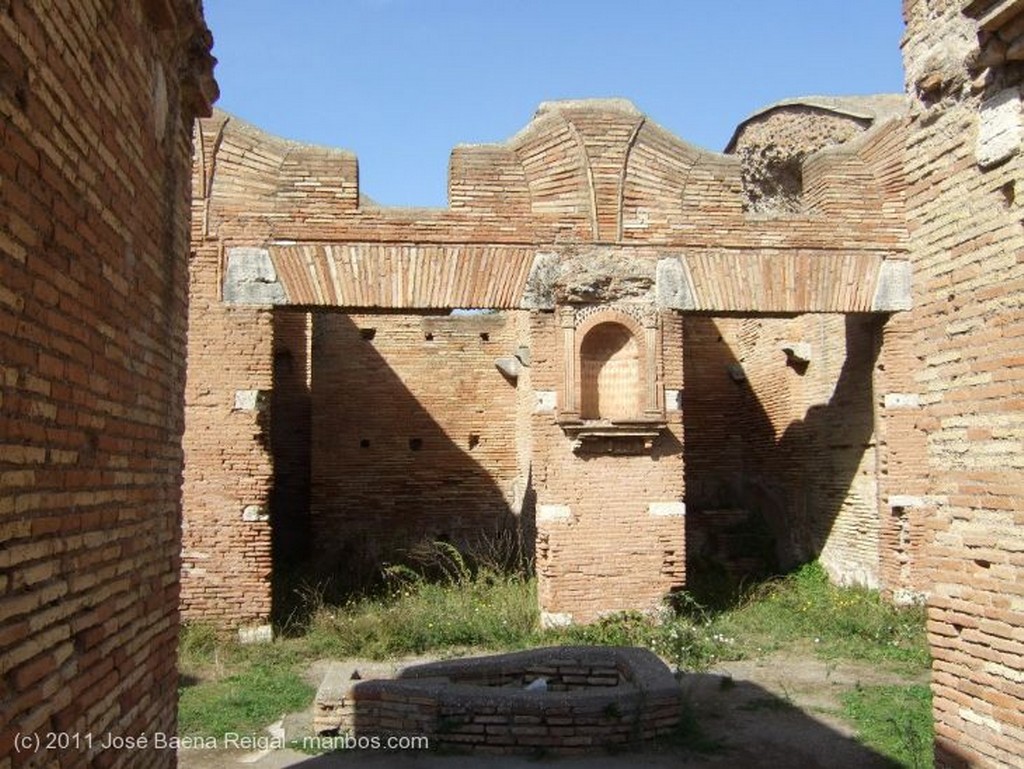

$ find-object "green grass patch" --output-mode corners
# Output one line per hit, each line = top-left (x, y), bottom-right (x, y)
(842, 684), (933, 769)
(178, 663), (313, 738)
(540, 562), (928, 674)
(302, 573), (538, 659)
(178, 624), (314, 738)
(709, 562), (929, 671)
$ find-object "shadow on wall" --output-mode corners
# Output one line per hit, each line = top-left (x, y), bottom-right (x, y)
(269, 310), (531, 605)
(935, 741), (976, 769)
(683, 314), (881, 592)
(271, 310), (313, 568)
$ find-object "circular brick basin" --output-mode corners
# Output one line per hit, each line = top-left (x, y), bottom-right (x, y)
(315, 646), (682, 754)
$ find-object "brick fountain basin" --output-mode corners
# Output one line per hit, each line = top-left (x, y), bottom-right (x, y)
(314, 646), (682, 754)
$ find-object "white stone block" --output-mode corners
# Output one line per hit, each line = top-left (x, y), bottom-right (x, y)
(648, 502), (686, 517)
(872, 260), (913, 312)
(665, 389), (682, 411)
(540, 611), (573, 629)
(233, 389), (265, 411)
(889, 495), (925, 509)
(977, 87), (1022, 169)
(884, 393), (920, 410)
(242, 504), (269, 522)
(537, 504), (572, 522)
(224, 246), (288, 305)
(534, 391), (556, 413)
(238, 624), (273, 645)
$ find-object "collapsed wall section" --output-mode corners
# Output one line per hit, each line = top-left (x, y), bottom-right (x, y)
(726, 96), (907, 214)
(0, 0), (215, 766)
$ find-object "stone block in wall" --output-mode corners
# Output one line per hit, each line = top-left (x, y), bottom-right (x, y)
(665, 389), (682, 411)
(656, 257), (697, 311)
(871, 261), (912, 312)
(521, 253), (559, 310)
(884, 393), (921, 410)
(647, 502), (686, 517)
(233, 389), (269, 411)
(242, 505), (269, 522)
(238, 624), (273, 644)
(535, 391), (557, 413)
(537, 504), (572, 523)
(224, 247), (288, 305)
(976, 87), (1022, 168)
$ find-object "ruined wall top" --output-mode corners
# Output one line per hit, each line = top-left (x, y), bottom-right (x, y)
(195, 98), (910, 313)
(725, 95), (909, 213)
(141, 0), (218, 118)
(196, 98), (907, 249)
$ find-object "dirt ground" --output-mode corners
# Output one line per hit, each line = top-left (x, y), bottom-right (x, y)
(178, 649), (928, 769)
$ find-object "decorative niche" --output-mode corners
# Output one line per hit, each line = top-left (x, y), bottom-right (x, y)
(555, 304), (666, 453)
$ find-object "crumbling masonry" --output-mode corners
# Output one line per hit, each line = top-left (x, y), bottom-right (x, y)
(2, 1), (1023, 767)
(183, 95), (911, 633)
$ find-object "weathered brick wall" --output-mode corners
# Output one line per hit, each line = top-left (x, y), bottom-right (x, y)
(532, 311), (686, 624)
(309, 311), (526, 576)
(683, 315), (883, 587)
(900, 1), (1024, 766)
(0, 1), (214, 767)
(187, 98), (910, 629)
(180, 239), (275, 631)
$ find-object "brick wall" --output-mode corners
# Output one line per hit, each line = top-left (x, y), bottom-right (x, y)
(186, 98), (911, 629)
(683, 314), (883, 587)
(901, 1), (1024, 765)
(532, 310), (686, 624)
(180, 239), (275, 630)
(309, 311), (526, 578)
(0, 1), (214, 767)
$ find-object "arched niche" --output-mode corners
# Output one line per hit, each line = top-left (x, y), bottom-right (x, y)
(579, 322), (640, 420)
(556, 305), (666, 452)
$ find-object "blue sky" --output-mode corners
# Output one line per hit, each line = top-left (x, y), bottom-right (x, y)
(204, 1), (905, 208)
